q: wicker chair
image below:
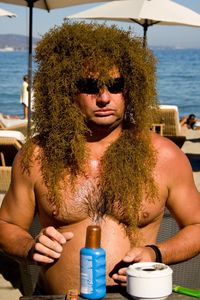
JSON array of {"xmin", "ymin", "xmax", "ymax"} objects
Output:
[
  {"xmin": 152, "ymin": 105, "xmax": 186, "ymax": 148},
  {"xmin": 0, "ymin": 131, "xmax": 27, "ymax": 294},
  {"xmin": 157, "ymin": 210, "xmax": 200, "ymax": 288},
  {"xmin": 0, "ymin": 166, "xmax": 12, "ymax": 193},
  {"xmin": 0, "ymin": 130, "xmax": 40, "ymax": 295},
  {"xmin": 0, "ymin": 132, "xmax": 25, "ymax": 193},
  {"xmin": 19, "ymin": 215, "xmax": 41, "ymax": 296}
]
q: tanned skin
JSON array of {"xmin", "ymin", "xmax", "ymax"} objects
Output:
[{"xmin": 0, "ymin": 68, "xmax": 200, "ymax": 294}]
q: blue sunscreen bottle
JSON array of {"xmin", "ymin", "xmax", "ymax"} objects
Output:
[{"xmin": 80, "ymin": 225, "xmax": 106, "ymax": 299}]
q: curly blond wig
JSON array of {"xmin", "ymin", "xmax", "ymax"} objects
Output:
[{"xmin": 25, "ymin": 21, "xmax": 159, "ymax": 234}]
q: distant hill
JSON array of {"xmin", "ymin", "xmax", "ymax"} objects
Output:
[{"xmin": 0, "ymin": 34, "xmax": 40, "ymax": 50}]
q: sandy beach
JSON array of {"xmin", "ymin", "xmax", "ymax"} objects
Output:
[
  {"xmin": 0, "ymin": 275, "xmax": 22, "ymax": 300},
  {"xmin": 0, "ymin": 129, "xmax": 200, "ymax": 300}
]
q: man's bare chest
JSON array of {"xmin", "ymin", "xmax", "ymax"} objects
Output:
[{"xmin": 35, "ymin": 170, "xmax": 166, "ymax": 231}]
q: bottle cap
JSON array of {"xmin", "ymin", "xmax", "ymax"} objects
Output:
[
  {"xmin": 66, "ymin": 289, "xmax": 79, "ymax": 300},
  {"xmin": 85, "ymin": 225, "xmax": 101, "ymax": 248}
]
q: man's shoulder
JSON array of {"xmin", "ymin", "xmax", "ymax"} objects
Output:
[
  {"xmin": 14, "ymin": 139, "xmax": 42, "ymax": 166},
  {"xmin": 151, "ymin": 132, "xmax": 184, "ymax": 158},
  {"xmin": 12, "ymin": 142, "xmax": 43, "ymax": 181},
  {"xmin": 150, "ymin": 132, "xmax": 191, "ymax": 176}
]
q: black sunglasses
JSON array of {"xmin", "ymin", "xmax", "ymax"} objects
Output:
[{"xmin": 76, "ymin": 77, "xmax": 124, "ymax": 94}]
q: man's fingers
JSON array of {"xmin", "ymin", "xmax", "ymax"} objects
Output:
[
  {"xmin": 32, "ymin": 252, "xmax": 54, "ymax": 264},
  {"xmin": 111, "ymin": 267, "xmax": 128, "ymax": 284},
  {"xmin": 62, "ymin": 231, "xmax": 74, "ymax": 241},
  {"xmin": 35, "ymin": 241, "xmax": 62, "ymax": 259},
  {"xmin": 123, "ymin": 255, "xmax": 134, "ymax": 262},
  {"xmin": 112, "ymin": 273, "xmax": 127, "ymax": 283},
  {"xmin": 42, "ymin": 226, "xmax": 67, "ymax": 244},
  {"xmin": 41, "ymin": 227, "xmax": 73, "ymax": 245},
  {"xmin": 37, "ymin": 234, "xmax": 63, "ymax": 252},
  {"xmin": 123, "ymin": 247, "xmax": 144, "ymax": 263},
  {"xmin": 31, "ymin": 227, "xmax": 74, "ymax": 265}
]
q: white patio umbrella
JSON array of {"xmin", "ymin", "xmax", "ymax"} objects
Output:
[
  {"xmin": 0, "ymin": 0, "xmax": 114, "ymax": 134},
  {"xmin": 66, "ymin": 0, "xmax": 200, "ymax": 48},
  {"xmin": 0, "ymin": 7, "xmax": 16, "ymax": 17}
]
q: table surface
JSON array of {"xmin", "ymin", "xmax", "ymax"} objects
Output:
[{"xmin": 19, "ymin": 292, "xmax": 196, "ymax": 300}]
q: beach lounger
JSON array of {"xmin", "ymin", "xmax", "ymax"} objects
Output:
[
  {"xmin": 152, "ymin": 105, "xmax": 186, "ymax": 148},
  {"xmin": 0, "ymin": 130, "xmax": 25, "ymax": 193},
  {"xmin": 0, "ymin": 113, "xmax": 28, "ymax": 136}
]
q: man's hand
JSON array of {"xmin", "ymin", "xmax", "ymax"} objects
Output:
[
  {"xmin": 28, "ymin": 226, "xmax": 74, "ymax": 264},
  {"xmin": 111, "ymin": 246, "xmax": 155, "ymax": 283}
]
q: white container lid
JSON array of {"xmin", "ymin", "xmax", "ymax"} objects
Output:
[{"xmin": 126, "ymin": 262, "xmax": 173, "ymax": 278}]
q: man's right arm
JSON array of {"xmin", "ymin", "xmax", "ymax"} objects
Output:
[
  {"xmin": 0, "ymin": 148, "xmax": 74, "ymax": 263},
  {"xmin": 0, "ymin": 149, "xmax": 36, "ymax": 260}
]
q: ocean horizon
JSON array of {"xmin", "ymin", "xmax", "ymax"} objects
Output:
[{"xmin": 0, "ymin": 48, "xmax": 200, "ymax": 119}]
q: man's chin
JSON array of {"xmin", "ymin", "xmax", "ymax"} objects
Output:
[{"xmin": 87, "ymin": 119, "xmax": 123, "ymax": 131}]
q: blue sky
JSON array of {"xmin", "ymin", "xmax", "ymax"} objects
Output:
[{"xmin": 0, "ymin": 0, "xmax": 200, "ymax": 48}]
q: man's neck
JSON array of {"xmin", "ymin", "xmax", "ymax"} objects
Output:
[
  {"xmin": 86, "ymin": 125, "xmax": 122, "ymax": 161},
  {"xmin": 86, "ymin": 124, "xmax": 122, "ymax": 142}
]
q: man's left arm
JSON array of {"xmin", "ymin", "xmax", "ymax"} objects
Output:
[
  {"xmin": 155, "ymin": 146, "xmax": 200, "ymax": 265},
  {"xmin": 112, "ymin": 140, "xmax": 200, "ymax": 283}
]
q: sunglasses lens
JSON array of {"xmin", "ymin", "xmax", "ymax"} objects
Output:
[
  {"xmin": 77, "ymin": 77, "xmax": 124, "ymax": 94},
  {"xmin": 77, "ymin": 78, "xmax": 99, "ymax": 94},
  {"xmin": 107, "ymin": 78, "xmax": 124, "ymax": 94}
]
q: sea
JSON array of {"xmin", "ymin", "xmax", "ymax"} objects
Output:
[{"xmin": 0, "ymin": 48, "xmax": 200, "ymax": 119}]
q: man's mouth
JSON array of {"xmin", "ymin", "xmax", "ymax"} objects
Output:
[{"xmin": 94, "ymin": 109, "xmax": 114, "ymax": 117}]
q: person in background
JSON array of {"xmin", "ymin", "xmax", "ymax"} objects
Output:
[
  {"xmin": 180, "ymin": 113, "xmax": 200, "ymax": 130},
  {"xmin": 20, "ymin": 74, "xmax": 34, "ymax": 119},
  {"xmin": 0, "ymin": 22, "xmax": 200, "ymax": 295},
  {"xmin": 20, "ymin": 74, "xmax": 29, "ymax": 119}
]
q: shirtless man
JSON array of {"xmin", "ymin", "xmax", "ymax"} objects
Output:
[{"xmin": 0, "ymin": 22, "xmax": 200, "ymax": 295}]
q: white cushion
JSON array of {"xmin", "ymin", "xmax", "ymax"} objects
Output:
[{"xmin": 0, "ymin": 130, "xmax": 25, "ymax": 143}]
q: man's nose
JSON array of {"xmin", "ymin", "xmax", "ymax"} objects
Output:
[{"xmin": 96, "ymin": 87, "xmax": 110, "ymax": 106}]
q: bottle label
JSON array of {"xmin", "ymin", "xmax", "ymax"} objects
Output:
[{"xmin": 80, "ymin": 254, "xmax": 93, "ymax": 294}]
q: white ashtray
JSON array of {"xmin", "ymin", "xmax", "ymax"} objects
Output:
[{"xmin": 126, "ymin": 262, "xmax": 173, "ymax": 300}]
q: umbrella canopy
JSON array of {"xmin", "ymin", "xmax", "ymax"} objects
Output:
[
  {"xmin": 0, "ymin": 0, "xmax": 110, "ymax": 10},
  {"xmin": 0, "ymin": 7, "xmax": 16, "ymax": 17},
  {"xmin": 66, "ymin": 0, "xmax": 200, "ymax": 47},
  {"xmin": 1, "ymin": 0, "xmax": 113, "ymax": 134}
]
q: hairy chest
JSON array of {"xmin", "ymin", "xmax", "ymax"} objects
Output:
[{"xmin": 34, "ymin": 170, "xmax": 166, "ymax": 230}]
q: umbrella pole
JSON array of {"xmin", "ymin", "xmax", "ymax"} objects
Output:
[
  {"xmin": 27, "ymin": 0, "xmax": 33, "ymax": 137},
  {"xmin": 143, "ymin": 21, "xmax": 148, "ymax": 48}
]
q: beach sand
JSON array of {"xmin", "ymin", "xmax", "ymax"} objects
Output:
[
  {"xmin": 0, "ymin": 129, "xmax": 200, "ymax": 299},
  {"xmin": 0, "ymin": 275, "xmax": 22, "ymax": 300}
]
